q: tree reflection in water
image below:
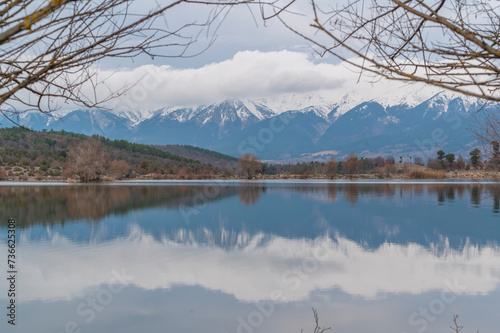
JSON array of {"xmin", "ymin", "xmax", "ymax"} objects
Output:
[
  {"xmin": 1, "ymin": 182, "xmax": 498, "ymax": 228},
  {"xmin": 0, "ymin": 185, "xmax": 217, "ymax": 227},
  {"xmin": 343, "ymin": 184, "xmax": 359, "ymax": 206},
  {"xmin": 238, "ymin": 185, "xmax": 264, "ymax": 206}
]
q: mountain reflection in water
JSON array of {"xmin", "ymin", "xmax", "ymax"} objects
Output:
[{"xmin": 0, "ymin": 181, "xmax": 499, "ymax": 333}]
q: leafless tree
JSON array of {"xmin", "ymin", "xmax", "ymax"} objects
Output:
[
  {"xmin": 0, "ymin": 0, "xmax": 259, "ymax": 125},
  {"xmin": 449, "ymin": 315, "xmax": 465, "ymax": 333},
  {"xmin": 275, "ymin": 0, "xmax": 500, "ymax": 102},
  {"xmin": 325, "ymin": 157, "xmax": 338, "ymax": 178},
  {"xmin": 413, "ymin": 156, "xmax": 424, "ymax": 166},
  {"xmin": 68, "ymin": 138, "xmax": 109, "ymax": 182},
  {"xmin": 238, "ymin": 152, "xmax": 261, "ymax": 179},
  {"xmin": 301, "ymin": 308, "xmax": 331, "ymax": 333},
  {"xmin": 456, "ymin": 155, "xmax": 466, "ymax": 169},
  {"xmin": 470, "ymin": 110, "xmax": 500, "ymax": 167},
  {"xmin": 344, "ymin": 152, "xmax": 359, "ymax": 175}
]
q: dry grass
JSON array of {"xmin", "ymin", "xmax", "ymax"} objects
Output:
[
  {"xmin": 407, "ymin": 168, "xmax": 446, "ymax": 179},
  {"xmin": 100, "ymin": 176, "xmax": 116, "ymax": 182}
]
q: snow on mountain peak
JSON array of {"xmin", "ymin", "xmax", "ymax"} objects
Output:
[
  {"xmin": 77, "ymin": 86, "xmax": 485, "ymax": 127},
  {"xmin": 251, "ymin": 94, "xmax": 335, "ymax": 115},
  {"xmin": 114, "ymin": 109, "xmax": 157, "ymax": 126},
  {"xmin": 239, "ymin": 100, "xmax": 272, "ymax": 121},
  {"xmin": 426, "ymin": 90, "xmax": 480, "ymax": 108}
]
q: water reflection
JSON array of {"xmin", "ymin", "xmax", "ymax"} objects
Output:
[
  {"xmin": 471, "ymin": 186, "xmax": 482, "ymax": 207},
  {"xmin": 238, "ymin": 185, "xmax": 264, "ymax": 206},
  {"xmin": 2, "ymin": 182, "xmax": 500, "ymax": 228},
  {"xmin": 326, "ymin": 184, "xmax": 337, "ymax": 201},
  {"xmin": 0, "ymin": 185, "xmax": 236, "ymax": 226},
  {"xmin": 4, "ymin": 229, "xmax": 500, "ymax": 302},
  {"xmin": 342, "ymin": 184, "xmax": 357, "ymax": 205},
  {"xmin": 1, "ymin": 182, "xmax": 499, "ymax": 333}
]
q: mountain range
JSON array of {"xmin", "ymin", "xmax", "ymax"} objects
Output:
[{"xmin": 3, "ymin": 91, "xmax": 495, "ymax": 161}]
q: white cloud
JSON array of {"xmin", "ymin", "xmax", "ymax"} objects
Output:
[
  {"xmin": 13, "ymin": 49, "xmax": 453, "ymax": 116},
  {"xmin": 81, "ymin": 50, "xmax": 448, "ymax": 115},
  {"xmin": 10, "ymin": 50, "xmax": 455, "ymax": 115},
  {"xmin": 95, "ymin": 50, "xmax": 347, "ymax": 111}
]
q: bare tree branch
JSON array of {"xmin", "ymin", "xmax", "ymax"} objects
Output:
[
  {"xmin": 272, "ymin": 0, "xmax": 500, "ymax": 102},
  {"xmin": 0, "ymin": 0, "xmax": 273, "ymax": 125}
]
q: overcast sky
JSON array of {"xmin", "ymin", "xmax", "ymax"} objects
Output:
[
  {"xmin": 104, "ymin": 0, "xmax": 322, "ymax": 69},
  {"xmin": 8, "ymin": 0, "xmax": 471, "ymax": 113},
  {"xmin": 26, "ymin": 0, "xmax": 450, "ymax": 113},
  {"xmin": 92, "ymin": 50, "xmax": 443, "ymax": 112}
]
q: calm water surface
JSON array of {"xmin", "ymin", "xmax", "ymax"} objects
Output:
[{"xmin": 0, "ymin": 180, "xmax": 499, "ymax": 333}]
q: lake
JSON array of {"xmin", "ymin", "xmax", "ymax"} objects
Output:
[{"xmin": 0, "ymin": 180, "xmax": 499, "ymax": 333}]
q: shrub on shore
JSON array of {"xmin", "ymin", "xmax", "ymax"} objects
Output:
[{"xmin": 0, "ymin": 168, "xmax": 7, "ymax": 180}]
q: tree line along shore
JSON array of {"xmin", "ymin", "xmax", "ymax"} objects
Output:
[{"xmin": 0, "ymin": 127, "xmax": 498, "ymax": 182}]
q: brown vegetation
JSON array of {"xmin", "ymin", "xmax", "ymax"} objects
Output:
[
  {"xmin": 344, "ymin": 153, "xmax": 359, "ymax": 176},
  {"xmin": 238, "ymin": 153, "xmax": 262, "ymax": 179},
  {"xmin": 0, "ymin": 128, "xmax": 217, "ymax": 182},
  {"xmin": 0, "ymin": 168, "xmax": 7, "ymax": 180},
  {"xmin": 376, "ymin": 162, "xmax": 394, "ymax": 178},
  {"xmin": 238, "ymin": 186, "xmax": 263, "ymax": 206},
  {"xmin": 2, "ymin": 128, "xmax": 500, "ymax": 182},
  {"xmin": 109, "ymin": 160, "xmax": 131, "ymax": 180},
  {"xmin": 68, "ymin": 139, "xmax": 110, "ymax": 183},
  {"xmin": 325, "ymin": 158, "xmax": 338, "ymax": 178},
  {"xmin": 406, "ymin": 168, "xmax": 446, "ymax": 180}
]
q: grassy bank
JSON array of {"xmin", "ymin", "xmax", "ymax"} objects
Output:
[{"xmin": 0, "ymin": 169, "xmax": 498, "ymax": 182}]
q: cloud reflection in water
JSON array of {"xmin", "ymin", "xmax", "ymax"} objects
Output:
[{"xmin": 6, "ymin": 226, "xmax": 500, "ymax": 303}]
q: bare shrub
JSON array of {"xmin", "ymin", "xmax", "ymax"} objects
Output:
[
  {"xmin": 110, "ymin": 160, "xmax": 131, "ymax": 180},
  {"xmin": 68, "ymin": 139, "xmax": 110, "ymax": 183},
  {"xmin": 177, "ymin": 167, "xmax": 188, "ymax": 179},
  {"xmin": 325, "ymin": 158, "xmax": 338, "ymax": 178},
  {"xmin": 427, "ymin": 158, "xmax": 443, "ymax": 170},
  {"xmin": 0, "ymin": 168, "xmax": 8, "ymax": 180},
  {"xmin": 238, "ymin": 153, "xmax": 262, "ymax": 179}
]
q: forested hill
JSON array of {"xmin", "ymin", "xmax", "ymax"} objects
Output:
[
  {"xmin": 0, "ymin": 127, "xmax": 218, "ymax": 179},
  {"xmin": 154, "ymin": 144, "xmax": 238, "ymax": 170}
]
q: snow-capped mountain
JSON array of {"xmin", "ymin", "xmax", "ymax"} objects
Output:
[
  {"xmin": 5, "ymin": 91, "xmax": 493, "ymax": 161},
  {"xmin": 157, "ymin": 100, "xmax": 276, "ymax": 129}
]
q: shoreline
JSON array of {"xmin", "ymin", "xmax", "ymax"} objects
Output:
[{"xmin": 0, "ymin": 170, "xmax": 499, "ymax": 184}]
